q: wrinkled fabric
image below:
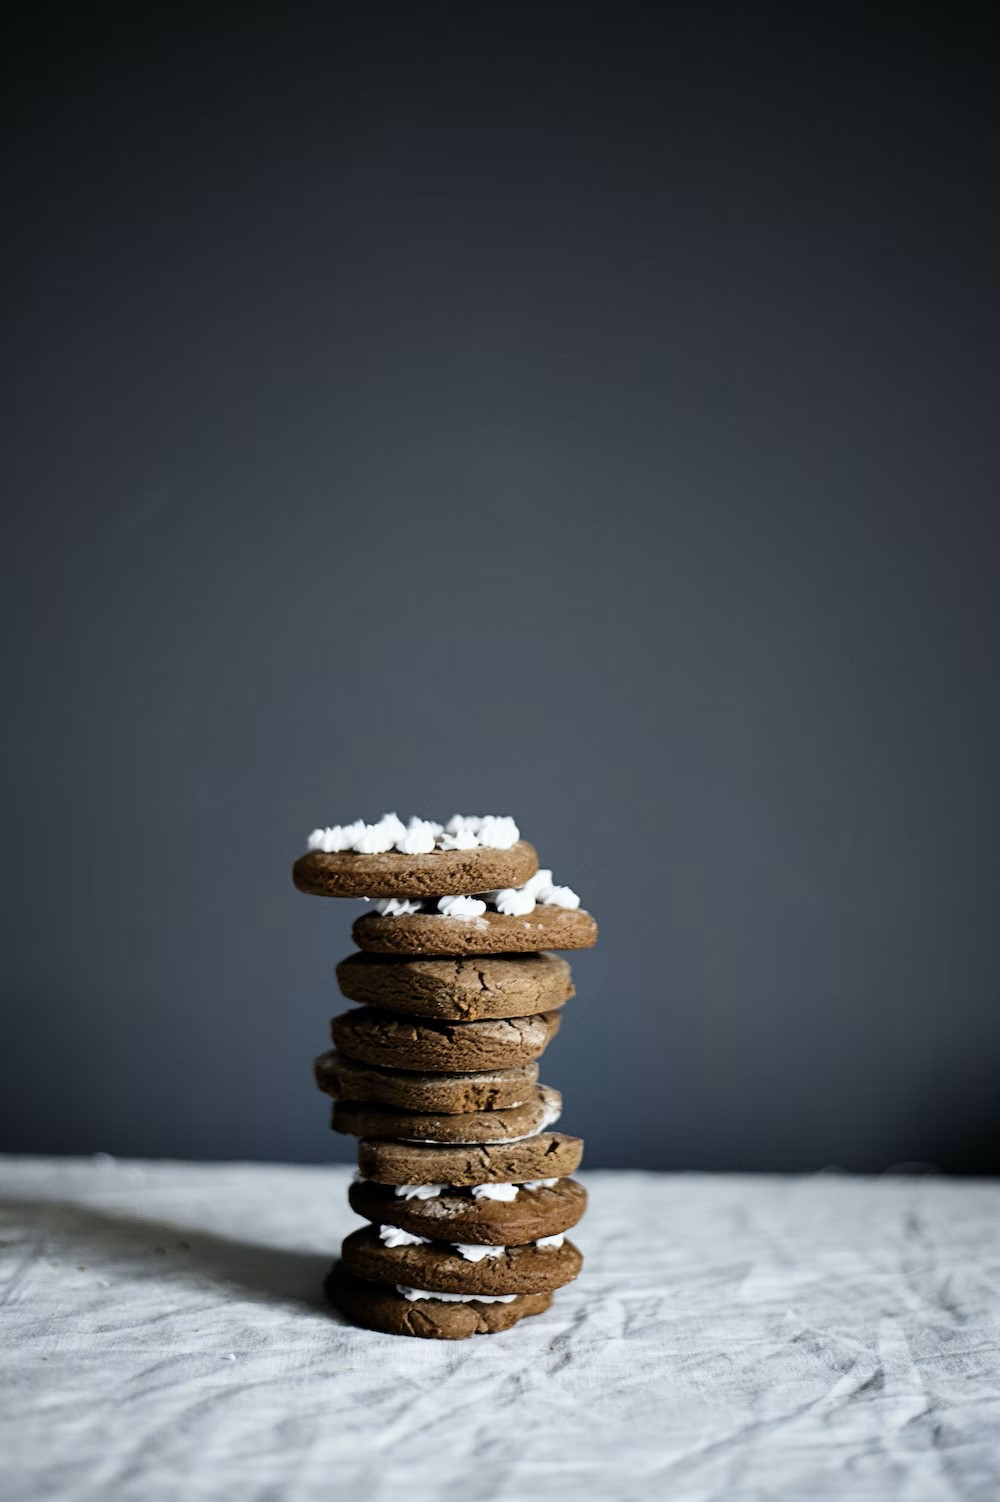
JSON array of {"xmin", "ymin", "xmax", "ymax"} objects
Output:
[{"xmin": 2, "ymin": 1157, "xmax": 998, "ymax": 1501}]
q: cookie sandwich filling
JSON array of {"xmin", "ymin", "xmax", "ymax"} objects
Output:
[
  {"xmin": 396, "ymin": 1287, "xmax": 518, "ymax": 1303},
  {"xmin": 368, "ymin": 869, "xmax": 582, "ymax": 920},
  {"xmin": 377, "ymin": 1225, "xmax": 566, "ymax": 1258},
  {"xmin": 386, "ymin": 1178, "xmax": 560, "ymax": 1202},
  {"xmin": 307, "ymin": 813, "xmax": 520, "ymax": 856}
]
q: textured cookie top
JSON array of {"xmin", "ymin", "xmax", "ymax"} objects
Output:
[
  {"xmin": 335, "ymin": 951, "xmax": 574, "ymax": 1021},
  {"xmin": 294, "ymin": 838, "xmax": 538, "ymax": 900},
  {"xmin": 331, "ymin": 1084, "xmax": 562, "ymax": 1144},
  {"xmin": 348, "ymin": 1176, "xmax": 587, "ymax": 1246},
  {"xmin": 330, "ymin": 1007, "xmax": 563, "ymax": 1073},
  {"xmin": 315, "ymin": 1050, "xmax": 539, "ymax": 1114},
  {"xmin": 353, "ymin": 906, "xmax": 598, "ymax": 956},
  {"xmin": 340, "ymin": 1226, "xmax": 583, "ymax": 1296},
  {"xmin": 357, "ymin": 1132, "xmax": 584, "ymax": 1186}
]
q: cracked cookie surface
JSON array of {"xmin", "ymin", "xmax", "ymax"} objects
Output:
[
  {"xmin": 335, "ymin": 951, "xmax": 574, "ymax": 1020},
  {"xmin": 330, "ymin": 1007, "xmax": 562, "ymax": 1072},
  {"xmin": 331, "ymin": 1084, "xmax": 561, "ymax": 1143},
  {"xmin": 315, "ymin": 1051, "xmax": 539, "ymax": 1113}
]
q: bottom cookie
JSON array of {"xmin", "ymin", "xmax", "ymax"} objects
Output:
[{"xmin": 326, "ymin": 1261, "xmax": 552, "ymax": 1339}]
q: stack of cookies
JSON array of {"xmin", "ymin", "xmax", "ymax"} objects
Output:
[{"xmin": 293, "ymin": 813, "xmax": 598, "ymax": 1340}]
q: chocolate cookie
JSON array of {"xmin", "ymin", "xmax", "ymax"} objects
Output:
[
  {"xmin": 327, "ymin": 1262, "xmax": 552, "ymax": 1339},
  {"xmin": 349, "ymin": 1177, "xmax": 587, "ymax": 1245},
  {"xmin": 330, "ymin": 1008, "xmax": 562, "ymax": 1073},
  {"xmin": 335, "ymin": 951, "xmax": 574, "ymax": 1021},
  {"xmin": 332, "ymin": 1085, "xmax": 561, "ymax": 1143},
  {"xmin": 352, "ymin": 906, "xmax": 598, "ymax": 956},
  {"xmin": 357, "ymin": 1132, "xmax": 584, "ymax": 1186},
  {"xmin": 341, "ymin": 1226, "xmax": 583, "ymax": 1296},
  {"xmin": 293, "ymin": 840, "xmax": 537, "ymax": 900},
  {"xmin": 315, "ymin": 1051, "xmax": 538, "ymax": 1113}
]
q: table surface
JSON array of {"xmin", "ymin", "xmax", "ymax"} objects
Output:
[{"xmin": 2, "ymin": 1158, "xmax": 998, "ymax": 1502}]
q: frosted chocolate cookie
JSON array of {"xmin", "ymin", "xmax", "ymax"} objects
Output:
[
  {"xmin": 358, "ymin": 1132, "xmax": 584, "ymax": 1186},
  {"xmin": 315, "ymin": 1051, "xmax": 538, "ymax": 1113},
  {"xmin": 293, "ymin": 813, "xmax": 536, "ymax": 899},
  {"xmin": 349, "ymin": 1176, "xmax": 587, "ymax": 1245},
  {"xmin": 332, "ymin": 1085, "xmax": 561, "ymax": 1143},
  {"xmin": 330, "ymin": 1008, "xmax": 562, "ymax": 1073},
  {"xmin": 327, "ymin": 1262, "xmax": 552, "ymax": 1340},
  {"xmin": 335, "ymin": 951, "xmax": 574, "ymax": 1021},
  {"xmin": 341, "ymin": 1226, "xmax": 583, "ymax": 1296},
  {"xmin": 353, "ymin": 906, "xmax": 598, "ymax": 956}
]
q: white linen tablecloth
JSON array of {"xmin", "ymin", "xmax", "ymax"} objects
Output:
[{"xmin": 1, "ymin": 1157, "xmax": 997, "ymax": 1501}]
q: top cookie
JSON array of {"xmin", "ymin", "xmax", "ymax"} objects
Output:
[{"xmin": 294, "ymin": 815, "xmax": 538, "ymax": 899}]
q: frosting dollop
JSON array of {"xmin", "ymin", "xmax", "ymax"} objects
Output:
[
  {"xmin": 535, "ymin": 1233, "xmax": 565, "ymax": 1249},
  {"xmin": 437, "ymin": 895, "xmax": 487, "ymax": 918},
  {"xmin": 378, "ymin": 1224, "xmax": 429, "ymax": 1247},
  {"xmin": 438, "ymin": 827, "xmax": 480, "ymax": 851},
  {"xmin": 470, "ymin": 1183, "xmax": 519, "ymax": 1202},
  {"xmin": 521, "ymin": 1178, "xmax": 559, "ymax": 1191},
  {"xmin": 453, "ymin": 1243, "xmax": 505, "ymax": 1262},
  {"xmin": 304, "ymin": 813, "xmax": 520, "ymax": 854},
  {"xmin": 393, "ymin": 1183, "xmax": 446, "ymax": 1200},
  {"xmin": 396, "ymin": 1286, "xmax": 516, "ymax": 1303},
  {"xmin": 371, "ymin": 897, "xmax": 423, "ymax": 916},
  {"xmin": 395, "ymin": 819, "xmax": 438, "ymax": 855},
  {"xmin": 491, "ymin": 886, "xmax": 537, "ymax": 916}
]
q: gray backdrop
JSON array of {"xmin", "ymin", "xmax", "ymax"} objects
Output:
[{"xmin": 4, "ymin": 3, "xmax": 999, "ymax": 1171}]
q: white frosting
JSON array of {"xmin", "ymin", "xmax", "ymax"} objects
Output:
[
  {"xmin": 438, "ymin": 828, "xmax": 480, "ymax": 851},
  {"xmin": 354, "ymin": 821, "xmax": 396, "ymax": 854},
  {"xmin": 437, "ymin": 895, "xmax": 487, "ymax": 918},
  {"xmin": 394, "ymin": 1183, "xmax": 446, "ymax": 1200},
  {"xmin": 305, "ymin": 813, "xmax": 519, "ymax": 854},
  {"xmin": 453, "ymin": 1243, "xmax": 505, "ymax": 1262},
  {"xmin": 520, "ymin": 868, "xmax": 581, "ymax": 909},
  {"xmin": 429, "ymin": 868, "xmax": 581, "ymax": 917},
  {"xmin": 395, "ymin": 820, "xmax": 437, "ymax": 855},
  {"xmin": 475, "ymin": 815, "xmax": 520, "ymax": 849},
  {"xmin": 491, "ymin": 886, "xmax": 537, "ymax": 916},
  {"xmin": 471, "ymin": 1183, "xmax": 519, "ymax": 1202},
  {"xmin": 396, "ymin": 1285, "xmax": 516, "ymax": 1304},
  {"xmin": 378, "ymin": 812, "xmax": 407, "ymax": 843},
  {"xmin": 372, "ymin": 897, "xmax": 423, "ymax": 916},
  {"xmin": 541, "ymin": 885, "xmax": 580, "ymax": 908},
  {"xmin": 378, "ymin": 1224, "xmax": 429, "ymax": 1248},
  {"xmin": 445, "ymin": 815, "xmax": 483, "ymax": 834},
  {"xmin": 535, "ymin": 1233, "xmax": 565, "ymax": 1249},
  {"xmin": 541, "ymin": 1096, "xmax": 562, "ymax": 1129},
  {"xmin": 521, "ymin": 1178, "xmax": 559, "ymax": 1191}
]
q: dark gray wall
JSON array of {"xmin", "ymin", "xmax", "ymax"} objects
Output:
[{"xmin": 4, "ymin": 3, "xmax": 999, "ymax": 1171}]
